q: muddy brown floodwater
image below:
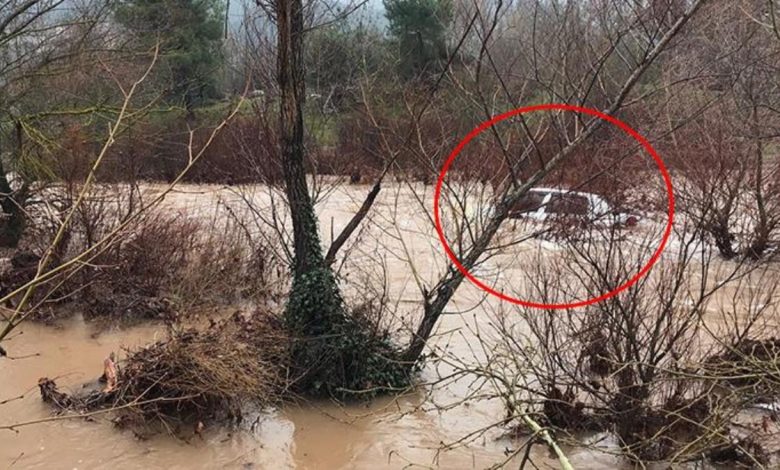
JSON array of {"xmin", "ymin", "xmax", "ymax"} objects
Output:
[
  {"xmin": 0, "ymin": 315, "xmax": 623, "ymax": 469},
  {"xmin": 0, "ymin": 182, "xmax": 747, "ymax": 469}
]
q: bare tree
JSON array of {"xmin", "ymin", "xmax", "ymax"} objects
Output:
[
  {"xmin": 401, "ymin": 0, "xmax": 707, "ymax": 364},
  {"xmin": 668, "ymin": 0, "xmax": 780, "ymax": 260}
]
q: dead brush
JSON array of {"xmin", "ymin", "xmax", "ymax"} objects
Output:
[
  {"xmin": 481, "ymin": 220, "xmax": 780, "ymax": 465},
  {"xmin": 166, "ymin": 214, "xmax": 282, "ymax": 312},
  {"xmin": 79, "ymin": 211, "xmax": 200, "ymax": 321},
  {"xmin": 39, "ymin": 311, "xmax": 291, "ymax": 432},
  {"xmin": 74, "ymin": 208, "xmax": 274, "ymax": 321},
  {"xmin": 111, "ymin": 311, "xmax": 290, "ymax": 428},
  {"xmin": 6, "ymin": 180, "xmax": 283, "ymax": 325}
]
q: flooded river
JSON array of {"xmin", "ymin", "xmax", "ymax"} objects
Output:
[{"xmin": 0, "ymin": 182, "xmax": 770, "ymax": 469}]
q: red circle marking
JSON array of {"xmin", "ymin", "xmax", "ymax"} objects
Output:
[{"xmin": 433, "ymin": 103, "xmax": 675, "ymax": 309}]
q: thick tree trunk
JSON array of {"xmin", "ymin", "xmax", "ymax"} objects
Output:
[
  {"xmin": 273, "ymin": 0, "xmax": 411, "ymax": 396},
  {"xmin": 275, "ymin": 0, "xmax": 343, "ymax": 371},
  {"xmin": 277, "ymin": 0, "xmax": 324, "ymax": 278}
]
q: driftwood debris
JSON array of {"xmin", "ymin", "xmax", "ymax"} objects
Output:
[
  {"xmin": 37, "ymin": 378, "xmax": 74, "ymax": 409},
  {"xmin": 37, "ymin": 311, "xmax": 289, "ymax": 432}
]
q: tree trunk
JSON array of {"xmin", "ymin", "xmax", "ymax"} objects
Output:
[
  {"xmin": 277, "ymin": 0, "xmax": 322, "ymax": 278},
  {"xmin": 275, "ymin": 0, "xmax": 343, "ymax": 378},
  {"xmin": 748, "ymin": 105, "xmax": 769, "ymax": 260}
]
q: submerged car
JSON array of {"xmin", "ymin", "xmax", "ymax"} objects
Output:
[{"xmin": 507, "ymin": 187, "xmax": 639, "ymax": 228}]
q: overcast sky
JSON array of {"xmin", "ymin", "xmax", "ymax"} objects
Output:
[{"xmin": 228, "ymin": 0, "xmax": 388, "ymax": 29}]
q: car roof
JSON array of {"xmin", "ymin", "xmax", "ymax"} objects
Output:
[
  {"xmin": 529, "ymin": 187, "xmax": 596, "ymax": 199},
  {"xmin": 528, "ymin": 187, "xmax": 612, "ymax": 208}
]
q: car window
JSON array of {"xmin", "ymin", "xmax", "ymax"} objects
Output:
[
  {"xmin": 546, "ymin": 193, "xmax": 590, "ymax": 215},
  {"xmin": 511, "ymin": 191, "xmax": 546, "ymax": 213}
]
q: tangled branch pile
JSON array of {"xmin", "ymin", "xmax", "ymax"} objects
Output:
[{"xmin": 40, "ymin": 311, "xmax": 290, "ymax": 430}]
